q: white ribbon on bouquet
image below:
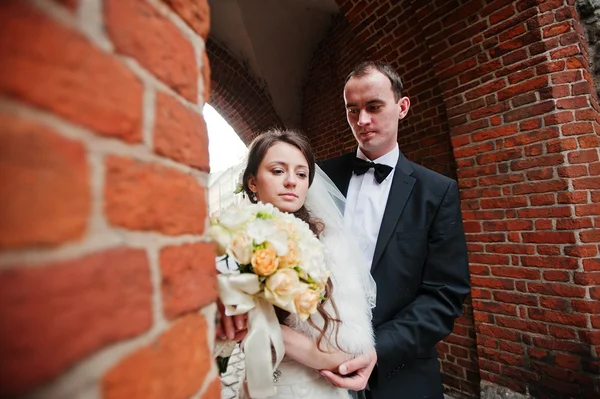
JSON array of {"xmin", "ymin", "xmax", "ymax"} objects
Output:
[{"xmin": 216, "ymin": 273, "xmax": 285, "ymax": 398}]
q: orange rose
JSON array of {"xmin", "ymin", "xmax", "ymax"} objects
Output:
[
  {"xmin": 251, "ymin": 247, "xmax": 279, "ymax": 276},
  {"xmin": 294, "ymin": 286, "xmax": 320, "ymax": 321},
  {"xmin": 280, "ymin": 240, "xmax": 300, "ymax": 268}
]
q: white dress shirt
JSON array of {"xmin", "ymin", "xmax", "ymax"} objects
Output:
[{"xmin": 344, "ymin": 145, "xmax": 399, "ymax": 268}]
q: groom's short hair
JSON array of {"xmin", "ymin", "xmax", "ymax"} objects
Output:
[{"xmin": 345, "ymin": 61, "xmax": 404, "ymax": 102}]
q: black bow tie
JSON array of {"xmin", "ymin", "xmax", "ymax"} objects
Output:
[{"xmin": 353, "ymin": 157, "xmax": 393, "ymax": 183}]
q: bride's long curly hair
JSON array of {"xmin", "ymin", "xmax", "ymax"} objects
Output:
[{"xmin": 242, "ymin": 128, "xmax": 342, "ymax": 350}]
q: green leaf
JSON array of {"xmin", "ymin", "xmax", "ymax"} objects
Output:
[{"xmin": 217, "ymin": 356, "xmax": 231, "ymax": 374}]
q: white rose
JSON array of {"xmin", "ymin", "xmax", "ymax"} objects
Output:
[
  {"xmin": 228, "ymin": 232, "xmax": 253, "ymax": 265},
  {"xmin": 246, "ymin": 219, "xmax": 289, "ymax": 256},
  {"xmin": 209, "ymin": 225, "xmax": 232, "ymax": 256},
  {"xmin": 219, "ymin": 205, "xmax": 254, "ymax": 231}
]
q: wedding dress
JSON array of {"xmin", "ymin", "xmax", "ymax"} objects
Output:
[{"xmin": 214, "ymin": 166, "xmax": 376, "ymax": 399}]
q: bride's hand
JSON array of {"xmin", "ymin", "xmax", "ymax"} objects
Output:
[
  {"xmin": 280, "ymin": 325, "xmax": 353, "ymax": 371},
  {"xmin": 216, "ymin": 299, "xmax": 248, "ymax": 341}
]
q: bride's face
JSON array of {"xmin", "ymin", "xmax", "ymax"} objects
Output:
[{"xmin": 248, "ymin": 142, "xmax": 310, "ymax": 213}]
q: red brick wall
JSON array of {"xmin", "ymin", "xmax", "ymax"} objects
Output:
[
  {"xmin": 415, "ymin": 0, "xmax": 599, "ymax": 398},
  {"xmin": 207, "ymin": 39, "xmax": 283, "ymax": 145},
  {"xmin": 0, "ymin": 1, "xmax": 218, "ymax": 398}
]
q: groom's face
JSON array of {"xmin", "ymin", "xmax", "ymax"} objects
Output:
[{"xmin": 344, "ymin": 69, "xmax": 409, "ymax": 160}]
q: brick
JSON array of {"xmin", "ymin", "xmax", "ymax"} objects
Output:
[
  {"xmin": 539, "ymin": 296, "xmax": 571, "ymax": 311},
  {"xmin": 471, "ymin": 277, "xmax": 515, "ymax": 290},
  {"xmin": 583, "ymin": 259, "xmax": 600, "ymax": 271},
  {"xmin": 529, "ymin": 193, "xmax": 555, "ymax": 206},
  {"xmin": 528, "ymin": 308, "xmax": 587, "ymax": 327},
  {"xmin": 520, "ymin": 255, "xmax": 578, "ymax": 269},
  {"xmin": 494, "ymin": 292, "xmax": 538, "ymax": 306},
  {"xmin": 472, "ymin": 124, "xmax": 518, "ymax": 142},
  {"xmin": 491, "ymin": 266, "xmax": 540, "ymax": 281},
  {"xmin": 526, "ymin": 168, "xmax": 554, "ymax": 180},
  {"xmin": 161, "ymin": 0, "xmax": 210, "ymax": 39},
  {"xmin": 543, "ymin": 270, "xmax": 570, "ymax": 282},
  {"xmin": 0, "ymin": 114, "xmax": 89, "ymax": 249},
  {"xmin": 497, "ymin": 316, "xmax": 548, "ymax": 335},
  {"xmin": 0, "ymin": 3, "xmax": 143, "ymax": 142},
  {"xmin": 565, "ymin": 243, "xmax": 596, "ymax": 256},
  {"xmin": 518, "ymin": 118, "xmax": 542, "ymax": 131},
  {"xmin": 537, "ymin": 245, "xmax": 561, "ymax": 256},
  {"xmin": 482, "ymin": 220, "xmax": 532, "ymax": 232},
  {"xmin": 504, "ymin": 101, "xmax": 555, "ymax": 123},
  {"xmin": 551, "ymin": 70, "xmax": 581, "ymax": 84},
  {"xmin": 572, "ymin": 299, "xmax": 600, "ymax": 314},
  {"xmin": 576, "ymin": 204, "xmax": 600, "ymax": 217},
  {"xmin": 512, "ymin": 92, "xmax": 537, "ymax": 107},
  {"xmin": 201, "ymin": 51, "xmax": 211, "ymax": 103},
  {"xmin": 465, "ymin": 79, "xmax": 507, "ymax": 100},
  {"xmin": 579, "ymin": 330, "xmax": 600, "ymax": 345},
  {"xmin": 544, "ymin": 111, "xmax": 574, "ymax": 125},
  {"xmin": 557, "ymin": 192, "xmax": 588, "ymax": 204},
  {"xmin": 510, "ymin": 154, "xmax": 564, "ymax": 170},
  {"xmin": 454, "ymin": 141, "xmax": 495, "ymax": 159},
  {"xmin": 562, "ymin": 122, "xmax": 595, "ymax": 136},
  {"xmin": 522, "ymin": 231, "xmax": 575, "ymax": 244},
  {"xmin": 498, "ymin": 340, "xmax": 524, "ymax": 355},
  {"xmin": 497, "ymin": 76, "xmax": 548, "ymax": 101},
  {"xmin": 512, "ymin": 179, "xmax": 568, "ymax": 195},
  {"xmin": 508, "ymin": 68, "xmax": 535, "ymax": 84},
  {"xmin": 480, "ymin": 197, "xmax": 527, "ymax": 209},
  {"xmin": 557, "ymin": 97, "xmax": 590, "ymax": 110},
  {"xmin": 476, "ymin": 148, "xmax": 522, "ymax": 164},
  {"xmin": 542, "ymin": 21, "xmax": 571, "ymax": 38},
  {"xmin": 558, "ymin": 165, "xmax": 588, "ymax": 178},
  {"xmin": 104, "ymin": 156, "xmax": 207, "ymax": 235},
  {"xmin": 574, "ymin": 271, "xmax": 600, "ymax": 285},
  {"xmin": 527, "ymin": 282, "xmax": 585, "ymax": 298},
  {"xmin": 0, "ymin": 248, "xmax": 152, "ymax": 397},
  {"xmin": 578, "ymin": 134, "xmax": 600, "ymax": 148},
  {"xmin": 477, "ymin": 324, "xmax": 520, "ymax": 341},
  {"xmin": 105, "ymin": 0, "xmax": 197, "ymax": 102},
  {"xmin": 479, "ymin": 174, "xmax": 525, "ymax": 186},
  {"xmin": 102, "ymin": 314, "xmax": 210, "ymax": 399},
  {"xmin": 550, "ymin": 45, "xmax": 580, "ymax": 59},
  {"xmin": 573, "ymin": 177, "xmax": 600, "ymax": 190},
  {"xmin": 154, "ymin": 92, "xmax": 209, "ymax": 170},
  {"xmin": 536, "ymin": 60, "xmax": 565, "ymax": 74},
  {"xmin": 160, "ymin": 243, "xmax": 216, "ymax": 320},
  {"xmin": 580, "ymin": 230, "xmax": 600, "ymax": 243}
]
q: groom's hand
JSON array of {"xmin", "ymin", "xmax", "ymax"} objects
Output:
[
  {"xmin": 216, "ymin": 300, "xmax": 247, "ymax": 341},
  {"xmin": 319, "ymin": 348, "xmax": 377, "ymax": 391}
]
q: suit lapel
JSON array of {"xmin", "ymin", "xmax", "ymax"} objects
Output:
[{"xmin": 371, "ymin": 153, "xmax": 415, "ymax": 272}]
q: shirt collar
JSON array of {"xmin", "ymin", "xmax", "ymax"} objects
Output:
[{"xmin": 356, "ymin": 145, "xmax": 399, "ymax": 168}]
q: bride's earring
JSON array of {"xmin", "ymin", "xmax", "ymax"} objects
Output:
[{"xmin": 250, "ymin": 191, "xmax": 257, "ymax": 202}]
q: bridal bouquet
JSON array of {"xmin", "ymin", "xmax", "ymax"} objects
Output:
[{"xmin": 209, "ymin": 202, "xmax": 329, "ymax": 397}]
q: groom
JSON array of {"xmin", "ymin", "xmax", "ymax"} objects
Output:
[{"xmin": 319, "ymin": 61, "xmax": 470, "ymax": 399}]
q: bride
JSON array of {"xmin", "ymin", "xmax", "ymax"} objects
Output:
[{"xmin": 215, "ymin": 129, "xmax": 376, "ymax": 399}]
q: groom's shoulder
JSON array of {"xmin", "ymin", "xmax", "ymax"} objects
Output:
[
  {"xmin": 405, "ymin": 158, "xmax": 455, "ymax": 197},
  {"xmin": 318, "ymin": 152, "xmax": 354, "ymax": 174}
]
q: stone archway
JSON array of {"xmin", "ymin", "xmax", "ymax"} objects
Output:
[{"xmin": 206, "ymin": 39, "xmax": 283, "ymax": 145}]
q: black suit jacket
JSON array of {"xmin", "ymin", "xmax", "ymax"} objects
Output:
[{"xmin": 320, "ymin": 151, "xmax": 471, "ymax": 399}]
